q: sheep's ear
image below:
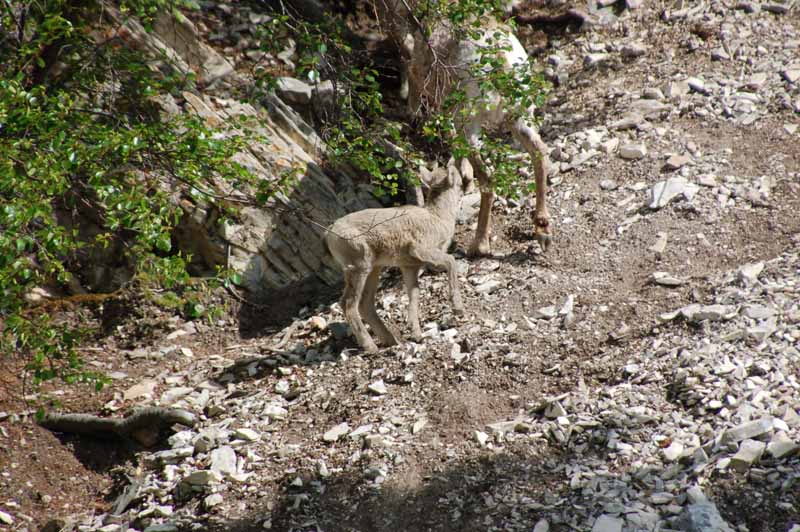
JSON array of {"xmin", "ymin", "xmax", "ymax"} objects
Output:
[
  {"xmin": 446, "ymin": 157, "xmax": 460, "ymax": 188},
  {"xmin": 459, "ymin": 158, "xmax": 474, "ymax": 191},
  {"xmin": 419, "ymin": 165, "xmax": 433, "ymax": 187}
]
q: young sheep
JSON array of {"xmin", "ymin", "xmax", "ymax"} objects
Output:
[
  {"xmin": 377, "ymin": 1, "xmax": 553, "ymax": 256},
  {"xmin": 325, "ymin": 159, "xmax": 468, "ymax": 353}
]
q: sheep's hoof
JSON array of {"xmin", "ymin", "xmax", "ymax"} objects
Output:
[
  {"xmin": 362, "ymin": 341, "xmax": 380, "ymax": 354},
  {"xmin": 467, "ymin": 239, "xmax": 492, "ymax": 258},
  {"xmin": 534, "ymin": 231, "xmax": 552, "ymax": 251}
]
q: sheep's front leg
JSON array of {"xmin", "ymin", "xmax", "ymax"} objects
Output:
[
  {"xmin": 513, "ymin": 116, "xmax": 552, "ymax": 250},
  {"xmin": 401, "ymin": 266, "xmax": 423, "ymax": 341},
  {"xmin": 465, "ymin": 127, "xmax": 494, "ymax": 257},
  {"xmin": 360, "ymin": 267, "xmax": 399, "ymax": 347},
  {"xmin": 409, "ymin": 248, "xmax": 464, "ymax": 316},
  {"xmin": 342, "ymin": 267, "xmax": 379, "ymax": 353}
]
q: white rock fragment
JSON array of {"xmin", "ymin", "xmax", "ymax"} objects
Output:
[
  {"xmin": 648, "ymin": 177, "xmax": 699, "ymax": 209},
  {"xmin": 767, "ymin": 432, "xmax": 799, "ymax": 459},
  {"xmin": 533, "ymin": 519, "xmax": 550, "ymax": 532},
  {"xmin": 475, "ymin": 430, "xmax": 489, "ymax": 446},
  {"xmin": 738, "ymin": 262, "xmax": 764, "ymax": 285},
  {"xmin": 367, "ymin": 379, "xmax": 388, "ymax": 395},
  {"xmin": 263, "ymin": 404, "xmax": 288, "ymax": 421},
  {"xmin": 619, "ymin": 143, "xmax": 647, "ymax": 160},
  {"xmin": 592, "ymin": 514, "xmax": 623, "ymax": 532},
  {"xmin": 729, "ymin": 439, "xmax": 766, "ymax": 472},
  {"xmin": 649, "ymin": 232, "xmax": 668, "ymax": 254},
  {"xmin": 323, "ymin": 422, "xmax": 351, "ymax": 442},
  {"xmin": 532, "ymin": 306, "xmax": 557, "ymax": 320},
  {"xmin": 234, "ymin": 428, "xmax": 260, "ymax": 442},
  {"xmin": 210, "ymin": 446, "xmax": 238, "ymax": 476},
  {"xmin": 723, "ymin": 417, "xmax": 774, "ymax": 443},
  {"xmin": 0, "ymin": 511, "xmax": 13, "ymax": 525},
  {"xmin": 662, "ymin": 441, "xmax": 684, "ymax": 462},
  {"xmin": 184, "ymin": 470, "xmax": 222, "ymax": 486},
  {"xmin": 653, "ymin": 271, "xmax": 687, "ymax": 287},
  {"xmin": 204, "ymin": 493, "xmax": 223, "ymax": 508}
]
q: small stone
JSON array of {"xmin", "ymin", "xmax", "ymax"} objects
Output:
[
  {"xmin": 782, "ymin": 68, "xmax": 800, "ymax": 84},
  {"xmin": 648, "ymin": 177, "xmax": 699, "ymax": 209},
  {"xmin": 210, "ymin": 446, "xmax": 237, "ymax": 476},
  {"xmin": 619, "ymin": 143, "xmax": 647, "ymax": 160},
  {"xmin": 323, "ymin": 422, "xmax": 351, "ymax": 442},
  {"xmin": 664, "ymin": 80, "xmax": 691, "ymax": 100},
  {"xmin": 621, "ymin": 42, "xmax": 647, "ymax": 58},
  {"xmin": 475, "ymin": 279, "xmax": 503, "ymax": 294},
  {"xmin": 584, "ymin": 53, "xmax": 610, "ymax": 68},
  {"xmin": 124, "ymin": 380, "xmax": 158, "ymax": 401},
  {"xmin": 663, "ymin": 441, "xmax": 684, "ymax": 462},
  {"xmin": 412, "ymin": 419, "xmax": 427, "ymax": 434},
  {"xmin": 204, "ymin": 493, "xmax": 223, "ymax": 509},
  {"xmin": 275, "ymin": 77, "xmax": 312, "ymax": 105},
  {"xmin": 533, "ymin": 519, "xmax": 550, "ymax": 532},
  {"xmin": 592, "ymin": 514, "xmax": 623, "ymax": 532},
  {"xmin": 601, "ymin": 138, "xmax": 620, "ymax": 153},
  {"xmin": 723, "ymin": 417, "xmax": 774, "ymax": 444},
  {"xmin": 0, "ymin": 511, "xmax": 13, "ymax": 525},
  {"xmin": 263, "ymin": 404, "xmax": 288, "ymax": 421},
  {"xmin": 308, "ymin": 316, "xmax": 327, "ymax": 331},
  {"xmin": 545, "ymin": 401, "xmax": 567, "ymax": 419},
  {"xmin": 532, "ymin": 306, "xmax": 557, "ymax": 320},
  {"xmin": 664, "ymin": 154, "xmax": 691, "ymax": 170},
  {"xmin": 675, "ymin": 503, "xmax": 735, "ymax": 532},
  {"xmin": 653, "ymin": 271, "xmax": 686, "ymax": 287},
  {"xmin": 738, "ymin": 262, "xmax": 764, "ymax": 285},
  {"xmin": 143, "ymin": 525, "xmax": 179, "ymax": 532},
  {"xmin": 650, "ymin": 492, "xmax": 674, "ymax": 505},
  {"xmin": 475, "ymin": 430, "xmax": 489, "ymax": 446},
  {"xmin": 184, "ymin": 470, "xmax": 222, "ymax": 486},
  {"xmin": 348, "ymin": 424, "xmax": 373, "ymax": 439},
  {"xmin": 729, "ymin": 439, "xmax": 766, "ymax": 472},
  {"xmin": 649, "ymin": 232, "xmax": 668, "ymax": 254},
  {"xmin": 767, "ymin": 432, "xmax": 799, "ymax": 458},
  {"xmin": 160, "ymin": 387, "xmax": 193, "ymax": 405},
  {"xmin": 687, "ymin": 77, "xmax": 708, "ymax": 94},
  {"xmin": 367, "ymin": 379, "xmax": 388, "ymax": 395},
  {"xmin": 233, "ymin": 428, "xmax": 260, "ymax": 442},
  {"xmin": 745, "ymin": 73, "xmax": 768, "ymax": 91},
  {"xmin": 599, "ymin": 179, "xmax": 618, "ymax": 191},
  {"xmin": 763, "ymin": 3, "xmax": 790, "ymax": 14},
  {"xmin": 643, "ymin": 87, "xmax": 665, "ymax": 100}
]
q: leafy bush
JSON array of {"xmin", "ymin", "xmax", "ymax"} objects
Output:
[{"xmin": 0, "ymin": 0, "xmax": 268, "ymax": 393}]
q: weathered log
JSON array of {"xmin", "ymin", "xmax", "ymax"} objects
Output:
[{"xmin": 39, "ymin": 407, "xmax": 195, "ymax": 447}]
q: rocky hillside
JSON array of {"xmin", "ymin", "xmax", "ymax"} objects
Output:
[{"xmin": 1, "ymin": 0, "xmax": 799, "ymax": 531}]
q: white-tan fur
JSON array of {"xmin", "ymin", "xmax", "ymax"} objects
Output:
[
  {"xmin": 326, "ymin": 159, "xmax": 467, "ymax": 353},
  {"xmin": 379, "ymin": 2, "xmax": 553, "ymax": 255}
]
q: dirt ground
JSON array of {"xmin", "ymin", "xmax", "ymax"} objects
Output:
[{"xmin": 1, "ymin": 0, "xmax": 799, "ymax": 531}]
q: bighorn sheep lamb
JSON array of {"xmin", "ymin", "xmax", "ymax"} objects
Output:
[
  {"xmin": 326, "ymin": 159, "xmax": 467, "ymax": 353},
  {"xmin": 377, "ymin": 0, "xmax": 553, "ymax": 256}
]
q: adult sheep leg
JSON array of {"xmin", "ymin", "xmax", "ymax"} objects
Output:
[
  {"xmin": 409, "ymin": 247, "xmax": 465, "ymax": 316},
  {"xmin": 359, "ymin": 267, "xmax": 399, "ymax": 346},
  {"xmin": 513, "ymin": 116, "xmax": 552, "ymax": 250},
  {"xmin": 342, "ymin": 267, "xmax": 379, "ymax": 353},
  {"xmin": 401, "ymin": 266, "xmax": 423, "ymax": 341},
  {"xmin": 464, "ymin": 125, "xmax": 495, "ymax": 257}
]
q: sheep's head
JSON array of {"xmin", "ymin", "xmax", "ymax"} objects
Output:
[{"xmin": 419, "ymin": 158, "xmax": 468, "ymax": 203}]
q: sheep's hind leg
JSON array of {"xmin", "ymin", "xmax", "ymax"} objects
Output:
[
  {"xmin": 342, "ymin": 267, "xmax": 379, "ymax": 353},
  {"xmin": 408, "ymin": 247, "xmax": 464, "ymax": 316},
  {"xmin": 359, "ymin": 267, "xmax": 399, "ymax": 347},
  {"xmin": 401, "ymin": 266, "xmax": 423, "ymax": 341}
]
